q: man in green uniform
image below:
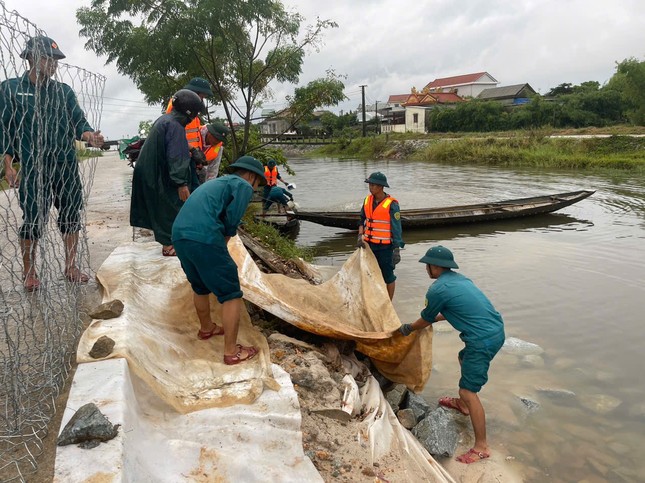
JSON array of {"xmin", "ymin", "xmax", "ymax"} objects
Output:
[
  {"xmin": 172, "ymin": 156, "xmax": 266, "ymax": 365},
  {"xmin": 1, "ymin": 35, "xmax": 104, "ymax": 291},
  {"xmin": 130, "ymin": 89, "xmax": 204, "ymax": 256},
  {"xmin": 357, "ymin": 172, "xmax": 404, "ymax": 300},
  {"xmin": 399, "ymin": 246, "xmax": 505, "ymax": 464}
]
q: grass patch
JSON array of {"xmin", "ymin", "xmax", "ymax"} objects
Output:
[
  {"xmin": 416, "ymin": 136, "xmax": 645, "ymax": 171},
  {"xmin": 312, "ymin": 130, "xmax": 645, "ymax": 172},
  {"xmin": 242, "ymin": 204, "xmax": 314, "ymax": 262}
]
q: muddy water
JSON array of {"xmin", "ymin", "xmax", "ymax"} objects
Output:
[{"xmin": 288, "ymin": 157, "xmax": 645, "ymax": 481}]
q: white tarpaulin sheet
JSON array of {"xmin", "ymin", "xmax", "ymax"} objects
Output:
[{"xmin": 54, "ymin": 358, "xmax": 322, "ymax": 482}]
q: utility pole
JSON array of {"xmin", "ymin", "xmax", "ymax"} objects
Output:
[
  {"xmin": 374, "ymin": 100, "xmax": 380, "ymax": 135},
  {"xmin": 360, "ymin": 85, "xmax": 367, "ymax": 137}
]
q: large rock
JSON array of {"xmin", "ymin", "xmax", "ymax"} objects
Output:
[
  {"xmin": 89, "ymin": 299, "xmax": 124, "ymax": 320},
  {"xmin": 89, "ymin": 336, "xmax": 115, "ymax": 359},
  {"xmin": 535, "ymin": 387, "xmax": 577, "ymax": 401},
  {"xmin": 580, "ymin": 394, "xmax": 622, "ymax": 415},
  {"xmin": 502, "ymin": 337, "xmax": 544, "ymax": 356},
  {"xmin": 396, "ymin": 409, "xmax": 416, "ymax": 429},
  {"xmin": 404, "ymin": 392, "xmax": 432, "ymax": 423},
  {"xmin": 412, "ymin": 408, "xmax": 459, "ymax": 457},
  {"xmin": 521, "ymin": 354, "xmax": 545, "ymax": 368},
  {"xmin": 57, "ymin": 403, "xmax": 119, "ymax": 448},
  {"xmin": 289, "ymin": 353, "xmax": 340, "ymax": 406},
  {"xmin": 384, "ymin": 384, "xmax": 408, "ymax": 412}
]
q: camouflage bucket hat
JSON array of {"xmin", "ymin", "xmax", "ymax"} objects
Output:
[
  {"xmin": 184, "ymin": 77, "xmax": 214, "ymax": 97},
  {"xmin": 20, "ymin": 36, "xmax": 66, "ymax": 60},
  {"xmin": 365, "ymin": 171, "xmax": 389, "ymax": 187}
]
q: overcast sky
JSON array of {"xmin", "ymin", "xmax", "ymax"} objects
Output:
[{"xmin": 3, "ymin": 0, "xmax": 645, "ymax": 140}]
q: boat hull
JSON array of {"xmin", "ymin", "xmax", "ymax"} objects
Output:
[{"xmin": 295, "ymin": 190, "xmax": 595, "ymax": 230}]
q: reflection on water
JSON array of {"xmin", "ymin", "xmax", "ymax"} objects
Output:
[{"xmin": 288, "ymin": 157, "xmax": 645, "ymax": 481}]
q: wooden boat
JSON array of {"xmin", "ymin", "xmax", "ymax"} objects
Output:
[{"xmin": 294, "ymin": 190, "xmax": 595, "ymax": 230}]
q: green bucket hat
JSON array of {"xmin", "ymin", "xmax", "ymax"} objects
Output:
[
  {"xmin": 20, "ymin": 36, "xmax": 66, "ymax": 60},
  {"xmin": 419, "ymin": 245, "xmax": 459, "ymax": 269},
  {"xmin": 184, "ymin": 77, "xmax": 214, "ymax": 97},
  {"xmin": 206, "ymin": 122, "xmax": 230, "ymax": 142},
  {"xmin": 267, "ymin": 159, "xmax": 277, "ymax": 168},
  {"xmin": 365, "ymin": 172, "xmax": 389, "ymax": 187},
  {"xmin": 228, "ymin": 156, "xmax": 267, "ymax": 186}
]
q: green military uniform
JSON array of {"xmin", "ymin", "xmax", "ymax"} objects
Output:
[
  {"xmin": 172, "ymin": 158, "xmax": 263, "ymax": 303},
  {"xmin": 0, "ymin": 73, "xmax": 94, "ymax": 239},
  {"xmin": 130, "ymin": 112, "xmax": 193, "ymax": 246}
]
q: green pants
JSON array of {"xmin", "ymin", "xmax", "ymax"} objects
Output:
[{"xmin": 19, "ymin": 161, "xmax": 83, "ymax": 240}]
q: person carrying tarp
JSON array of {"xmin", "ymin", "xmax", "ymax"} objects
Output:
[
  {"xmin": 399, "ymin": 246, "xmax": 505, "ymax": 464},
  {"xmin": 130, "ymin": 89, "xmax": 204, "ymax": 257},
  {"xmin": 0, "ymin": 35, "xmax": 104, "ymax": 291},
  {"xmin": 171, "ymin": 155, "xmax": 267, "ymax": 365},
  {"xmin": 357, "ymin": 172, "xmax": 404, "ymax": 300}
]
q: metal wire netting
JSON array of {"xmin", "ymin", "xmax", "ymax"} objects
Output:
[{"xmin": 0, "ymin": 2, "xmax": 105, "ymax": 480}]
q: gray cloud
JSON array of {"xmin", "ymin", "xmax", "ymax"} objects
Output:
[{"xmin": 4, "ymin": 0, "xmax": 645, "ymax": 138}]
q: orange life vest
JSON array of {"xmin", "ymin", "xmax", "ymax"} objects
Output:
[
  {"xmin": 166, "ymin": 99, "xmax": 203, "ymax": 150},
  {"xmin": 264, "ymin": 166, "xmax": 278, "ymax": 186},
  {"xmin": 204, "ymin": 142, "xmax": 222, "ymax": 163},
  {"xmin": 362, "ymin": 194, "xmax": 397, "ymax": 244}
]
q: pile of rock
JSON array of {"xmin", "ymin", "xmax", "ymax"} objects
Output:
[{"xmin": 383, "ymin": 383, "xmax": 462, "ymax": 458}]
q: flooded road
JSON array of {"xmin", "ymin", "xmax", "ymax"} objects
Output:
[{"xmin": 288, "ymin": 157, "xmax": 645, "ymax": 481}]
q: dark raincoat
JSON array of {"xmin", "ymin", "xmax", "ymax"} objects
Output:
[{"xmin": 130, "ymin": 111, "xmax": 192, "ymax": 246}]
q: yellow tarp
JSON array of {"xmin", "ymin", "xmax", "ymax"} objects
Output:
[
  {"xmin": 228, "ymin": 236, "xmax": 433, "ymax": 392},
  {"xmin": 77, "ymin": 237, "xmax": 432, "ymax": 414}
]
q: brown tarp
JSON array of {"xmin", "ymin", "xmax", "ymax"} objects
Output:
[
  {"xmin": 228, "ymin": 236, "xmax": 433, "ymax": 392},
  {"xmin": 76, "ymin": 242, "xmax": 278, "ymax": 414}
]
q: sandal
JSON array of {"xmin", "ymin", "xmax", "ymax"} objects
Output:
[
  {"xmin": 64, "ymin": 267, "xmax": 90, "ymax": 284},
  {"xmin": 456, "ymin": 448, "xmax": 490, "ymax": 464},
  {"xmin": 23, "ymin": 272, "xmax": 41, "ymax": 292},
  {"xmin": 438, "ymin": 396, "xmax": 469, "ymax": 416},
  {"xmin": 162, "ymin": 245, "xmax": 176, "ymax": 256},
  {"xmin": 197, "ymin": 325, "xmax": 225, "ymax": 340},
  {"xmin": 223, "ymin": 344, "xmax": 259, "ymax": 365}
]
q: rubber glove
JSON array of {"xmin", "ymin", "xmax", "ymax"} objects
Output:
[
  {"xmin": 356, "ymin": 234, "xmax": 365, "ymax": 249},
  {"xmin": 399, "ymin": 324, "xmax": 414, "ymax": 336},
  {"xmin": 392, "ymin": 247, "xmax": 401, "ymax": 265}
]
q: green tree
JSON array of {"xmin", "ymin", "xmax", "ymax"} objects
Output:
[
  {"xmin": 77, "ymin": 0, "xmax": 345, "ymax": 158},
  {"xmin": 138, "ymin": 120, "xmax": 153, "ymax": 137},
  {"xmin": 613, "ymin": 58, "xmax": 645, "ymax": 125},
  {"xmin": 547, "ymin": 83, "xmax": 574, "ymax": 96}
]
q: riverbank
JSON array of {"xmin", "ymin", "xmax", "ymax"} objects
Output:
[
  {"xmin": 309, "ymin": 129, "xmax": 645, "ymax": 172},
  {"xmin": 22, "ymin": 153, "xmax": 510, "ymax": 482}
]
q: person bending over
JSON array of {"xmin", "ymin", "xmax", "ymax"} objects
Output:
[
  {"xmin": 172, "ymin": 155, "xmax": 267, "ymax": 365},
  {"xmin": 400, "ymin": 246, "xmax": 505, "ymax": 464}
]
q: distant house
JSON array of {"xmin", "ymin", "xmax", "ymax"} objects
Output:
[
  {"xmin": 476, "ymin": 83, "xmax": 537, "ymax": 106},
  {"xmin": 378, "ymin": 88, "xmax": 465, "ymax": 133},
  {"xmin": 258, "ymin": 109, "xmax": 332, "ymax": 136},
  {"xmin": 424, "ymin": 72, "xmax": 498, "ymax": 98},
  {"xmin": 258, "ymin": 108, "xmax": 292, "ymax": 135},
  {"xmin": 403, "ymin": 89, "xmax": 465, "ymax": 133},
  {"xmin": 379, "ymin": 94, "xmax": 409, "ymax": 132}
]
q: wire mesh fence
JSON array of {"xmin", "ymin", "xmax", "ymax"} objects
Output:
[{"xmin": 0, "ymin": 2, "xmax": 105, "ymax": 480}]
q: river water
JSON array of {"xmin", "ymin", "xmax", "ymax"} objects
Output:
[{"xmin": 286, "ymin": 157, "xmax": 645, "ymax": 482}]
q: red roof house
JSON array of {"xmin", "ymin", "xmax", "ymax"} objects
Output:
[{"xmin": 423, "ymin": 72, "xmax": 498, "ymax": 98}]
